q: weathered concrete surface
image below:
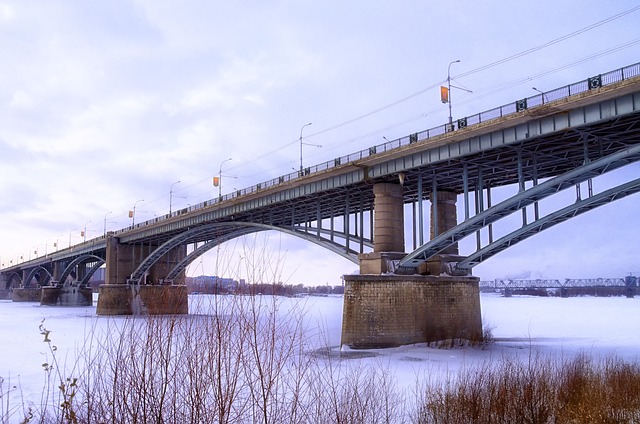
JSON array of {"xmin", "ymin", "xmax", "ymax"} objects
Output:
[
  {"xmin": 358, "ymin": 252, "xmax": 405, "ymax": 275},
  {"xmin": 372, "ymin": 183, "xmax": 405, "ymax": 252},
  {"xmin": 40, "ymin": 286, "xmax": 93, "ymax": 306},
  {"xmin": 0, "ymin": 289, "xmax": 11, "ymax": 300},
  {"xmin": 97, "ymin": 284, "xmax": 188, "ymax": 315},
  {"xmin": 11, "ymin": 288, "xmax": 41, "ymax": 302},
  {"xmin": 341, "ymin": 274, "xmax": 482, "ymax": 349}
]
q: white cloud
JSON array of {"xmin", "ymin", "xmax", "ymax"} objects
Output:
[{"xmin": 1, "ymin": 0, "xmax": 640, "ymax": 282}]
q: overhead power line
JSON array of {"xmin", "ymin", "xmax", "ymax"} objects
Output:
[{"xmin": 225, "ymin": 4, "xmax": 640, "ymax": 176}]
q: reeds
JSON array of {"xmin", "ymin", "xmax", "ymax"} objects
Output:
[
  {"xmin": 415, "ymin": 352, "xmax": 640, "ymax": 423},
  {"xmin": 3, "ymin": 296, "xmax": 640, "ymax": 423}
]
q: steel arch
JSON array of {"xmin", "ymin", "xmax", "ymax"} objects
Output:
[
  {"xmin": 128, "ymin": 223, "xmax": 244, "ymax": 283},
  {"xmin": 130, "ymin": 221, "xmax": 362, "ymax": 284},
  {"xmin": 457, "ymin": 177, "xmax": 640, "ymax": 270},
  {"xmin": 164, "ymin": 226, "xmax": 262, "ymax": 282},
  {"xmin": 398, "ymin": 144, "xmax": 640, "ymax": 271},
  {"xmin": 78, "ymin": 259, "xmax": 106, "ymax": 287},
  {"xmin": 24, "ymin": 266, "xmax": 52, "ymax": 288},
  {"xmin": 4, "ymin": 272, "xmax": 22, "ymax": 289},
  {"xmin": 58, "ymin": 255, "xmax": 105, "ymax": 286}
]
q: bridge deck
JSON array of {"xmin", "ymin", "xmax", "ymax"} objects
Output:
[{"xmin": 4, "ymin": 63, "xmax": 640, "ymax": 273}]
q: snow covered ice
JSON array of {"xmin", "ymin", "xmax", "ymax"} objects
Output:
[{"xmin": 0, "ymin": 292, "xmax": 638, "ymax": 404}]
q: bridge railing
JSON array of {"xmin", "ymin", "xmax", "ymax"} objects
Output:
[
  {"xmin": 209, "ymin": 61, "xmax": 640, "ymax": 211},
  {"xmin": 119, "ymin": 62, "xmax": 640, "ymax": 234}
]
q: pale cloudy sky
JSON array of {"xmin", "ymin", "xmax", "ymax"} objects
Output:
[{"xmin": 1, "ymin": 1, "xmax": 639, "ymax": 284}]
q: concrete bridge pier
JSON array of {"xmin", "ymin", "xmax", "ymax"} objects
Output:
[
  {"xmin": 40, "ymin": 259, "xmax": 93, "ymax": 307},
  {"xmin": 41, "ymin": 285, "xmax": 93, "ymax": 306},
  {"xmin": 422, "ymin": 190, "xmax": 467, "ymax": 276},
  {"xmin": 11, "ymin": 268, "xmax": 41, "ymax": 302},
  {"xmin": 342, "ymin": 183, "xmax": 482, "ymax": 349},
  {"xmin": 0, "ymin": 274, "xmax": 10, "ymax": 299},
  {"xmin": 97, "ymin": 235, "xmax": 188, "ymax": 315}
]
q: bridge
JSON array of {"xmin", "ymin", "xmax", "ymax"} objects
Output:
[
  {"xmin": 480, "ymin": 276, "xmax": 638, "ymax": 297},
  {"xmin": 2, "ymin": 62, "xmax": 640, "ymax": 348}
]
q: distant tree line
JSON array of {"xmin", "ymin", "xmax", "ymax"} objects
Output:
[{"xmin": 185, "ymin": 275, "xmax": 344, "ymax": 296}]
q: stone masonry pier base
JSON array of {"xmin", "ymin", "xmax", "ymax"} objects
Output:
[
  {"xmin": 11, "ymin": 288, "xmax": 41, "ymax": 302},
  {"xmin": 41, "ymin": 286, "xmax": 93, "ymax": 306},
  {"xmin": 341, "ymin": 274, "xmax": 482, "ymax": 349},
  {"xmin": 97, "ymin": 284, "xmax": 188, "ymax": 315}
]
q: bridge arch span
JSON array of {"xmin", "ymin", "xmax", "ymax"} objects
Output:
[
  {"xmin": 24, "ymin": 266, "xmax": 53, "ymax": 288},
  {"xmin": 398, "ymin": 144, "xmax": 640, "ymax": 273},
  {"xmin": 130, "ymin": 222, "xmax": 361, "ymax": 284},
  {"xmin": 456, "ymin": 176, "xmax": 640, "ymax": 271},
  {"xmin": 58, "ymin": 255, "xmax": 106, "ymax": 287},
  {"xmin": 4, "ymin": 271, "xmax": 22, "ymax": 289}
]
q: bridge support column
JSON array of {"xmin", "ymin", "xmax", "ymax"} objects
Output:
[
  {"xmin": 97, "ymin": 236, "xmax": 188, "ymax": 315},
  {"xmin": 76, "ymin": 262, "xmax": 87, "ymax": 283},
  {"xmin": 149, "ymin": 244, "xmax": 187, "ymax": 285},
  {"xmin": 344, "ymin": 185, "xmax": 481, "ymax": 348},
  {"xmin": 359, "ymin": 182, "xmax": 405, "ymax": 274},
  {"xmin": 423, "ymin": 190, "xmax": 466, "ymax": 275},
  {"xmin": 52, "ymin": 262, "xmax": 63, "ymax": 285},
  {"xmin": 12, "ymin": 269, "xmax": 41, "ymax": 302},
  {"xmin": 342, "ymin": 274, "xmax": 482, "ymax": 348},
  {"xmin": 0, "ymin": 274, "xmax": 8, "ymax": 299}
]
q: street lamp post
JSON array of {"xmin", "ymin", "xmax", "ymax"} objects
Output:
[
  {"xmin": 83, "ymin": 220, "xmax": 91, "ymax": 242},
  {"xmin": 532, "ymin": 87, "xmax": 547, "ymax": 104},
  {"xmin": 299, "ymin": 122, "xmax": 313, "ymax": 174},
  {"xmin": 45, "ymin": 239, "xmax": 53, "ymax": 255},
  {"xmin": 447, "ymin": 59, "xmax": 460, "ymax": 128},
  {"xmin": 218, "ymin": 158, "xmax": 232, "ymax": 199},
  {"xmin": 69, "ymin": 228, "xmax": 77, "ymax": 248},
  {"xmin": 54, "ymin": 234, "xmax": 62, "ymax": 252},
  {"xmin": 169, "ymin": 180, "xmax": 181, "ymax": 214},
  {"xmin": 104, "ymin": 211, "xmax": 112, "ymax": 236},
  {"xmin": 131, "ymin": 199, "xmax": 144, "ymax": 226}
]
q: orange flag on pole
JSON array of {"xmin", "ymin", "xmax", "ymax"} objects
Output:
[{"xmin": 440, "ymin": 86, "xmax": 449, "ymax": 103}]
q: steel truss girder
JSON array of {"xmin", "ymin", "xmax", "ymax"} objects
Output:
[
  {"xmin": 130, "ymin": 222, "xmax": 361, "ymax": 284},
  {"xmin": 398, "ymin": 143, "xmax": 640, "ymax": 271},
  {"xmin": 459, "ymin": 176, "xmax": 640, "ymax": 269}
]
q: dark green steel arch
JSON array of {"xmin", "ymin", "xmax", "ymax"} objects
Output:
[
  {"xmin": 398, "ymin": 144, "xmax": 640, "ymax": 273},
  {"xmin": 4, "ymin": 272, "xmax": 22, "ymax": 289},
  {"xmin": 58, "ymin": 255, "xmax": 105, "ymax": 286},
  {"xmin": 456, "ymin": 177, "xmax": 640, "ymax": 271},
  {"xmin": 130, "ymin": 222, "xmax": 361, "ymax": 284},
  {"xmin": 24, "ymin": 266, "xmax": 52, "ymax": 288}
]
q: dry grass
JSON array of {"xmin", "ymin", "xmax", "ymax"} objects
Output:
[
  {"xmin": 3, "ymin": 299, "xmax": 640, "ymax": 423},
  {"xmin": 415, "ymin": 352, "xmax": 640, "ymax": 424}
]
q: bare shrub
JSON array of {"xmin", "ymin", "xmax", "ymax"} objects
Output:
[
  {"xmin": 556, "ymin": 354, "xmax": 640, "ymax": 423},
  {"xmin": 415, "ymin": 352, "xmax": 640, "ymax": 424},
  {"xmin": 6, "ymin": 308, "xmax": 640, "ymax": 423},
  {"xmin": 305, "ymin": 358, "xmax": 405, "ymax": 424}
]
